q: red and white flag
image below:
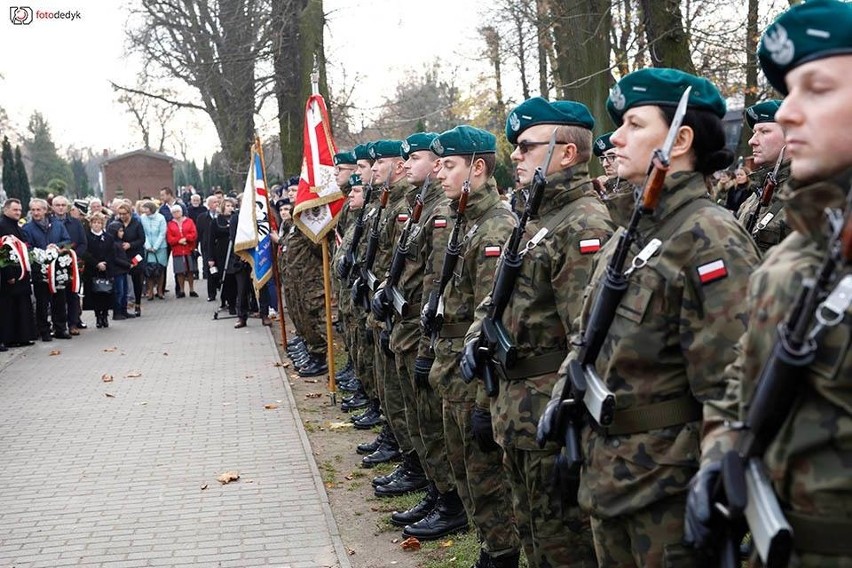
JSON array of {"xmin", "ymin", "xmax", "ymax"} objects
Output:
[{"xmin": 292, "ymin": 93, "xmax": 346, "ymax": 243}]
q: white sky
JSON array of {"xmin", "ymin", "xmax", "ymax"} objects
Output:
[{"xmin": 0, "ymin": 0, "xmax": 490, "ymax": 165}]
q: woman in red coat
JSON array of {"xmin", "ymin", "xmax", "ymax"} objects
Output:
[{"xmin": 166, "ymin": 204, "xmax": 198, "ymax": 298}]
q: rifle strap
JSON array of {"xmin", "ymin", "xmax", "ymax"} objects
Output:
[
  {"xmin": 785, "ymin": 511, "xmax": 852, "ymax": 555},
  {"xmin": 439, "ymin": 321, "xmax": 474, "ymax": 338},
  {"xmin": 500, "ymin": 350, "xmax": 565, "ymax": 380},
  {"xmin": 606, "ymin": 394, "xmax": 702, "ymax": 436}
]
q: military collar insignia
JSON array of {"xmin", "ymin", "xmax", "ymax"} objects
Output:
[
  {"xmin": 508, "ymin": 112, "xmax": 521, "ymax": 132},
  {"xmin": 764, "ymin": 23, "xmax": 795, "ymax": 66},
  {"xmin": 610, "ymin": 84, "xmax": 626, "ymax": 111},
  {"xmin": 401, "ymin": 140, "xmax": 411, "ymax": 153}
]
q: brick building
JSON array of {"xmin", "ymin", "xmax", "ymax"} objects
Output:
[{"xmin": 100, "ymin": 150, "xmax": 174, "ymax": 204}]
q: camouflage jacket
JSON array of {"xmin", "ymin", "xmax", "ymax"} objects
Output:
[
  {"xmin": 467, "ymin": 167, "xmax": 616, "ymax": 449},
  {"xmin": 283, "ymin": 224, "xmax": 323, "ymax": 281},
  {"xmin": 388, "ymin": 181, "xmax": 452, "ymax": 354},
  {"xmin": 332, "ymin": 201, "xmax": 364, "ymax": 319},
  {"xmin": 602, "ymin": 177, "xmax": 635, "ymax": 228},
  {"xmin": 554, "ymin": 171, "xmax": 761, "ymax": 518},
  {"xmin": 713, "ymin": 172, "xmax": 851, "ymax": 528},
  {"xmin": 429, "ymin": 179, "xmax": 516, "ymax": 401},
  {"xmin": 736, "ymin": 160, "xmax": 792, "ymax": 254}
]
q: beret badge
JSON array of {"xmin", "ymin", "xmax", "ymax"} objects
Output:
[
  {"xmin": 401, "ymin": 140, "xmax": 411, "ymax": 153},
  {"xmin": 508, "ymin": 112, "xmax": 521, "ymax": 132},
  {"xmin": 610, "ymin": 84, "xmax": 626, "ymax": 111},
  {"xmin": 764, "ymin": 24, "xmax": 795, "ymax": 66}
]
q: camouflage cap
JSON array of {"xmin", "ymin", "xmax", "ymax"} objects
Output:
[
  {"xmin": 505, "ymin": 97, "xmax": 595, "ymax": 144},
  {"xmin": 758, "ymin": 0, "xmax": 852, "ymax": 95},
  {"xmin": 353, "ymin": 143, "xmax": 372, "ymax": 161},
  {"xmin": 349, "ymin": 173, "xmax": 362, "ymax": 187},
  {"xmin": 606, "ymin": 68, "xmax": 727, "ymax": 125},
  {"xmin": 333, "ymin": 151, "xmax": 357, "ymax": 166},
  {"xmin": 430, "ymin": 125, "xmax": 496, "ymax": 157},
  {"xmin": 368, "ymin": 140, "xmax": 403, "ymax": 160},
  {"xmin": 401, "ymin": 132, "xmax": 439, "ymax": 160},
  {"xmin": 745, "ymin": 99, "xmax": 783, "ymax": 129},
  {"xmin": 593, "ymin": 132, "xmax": 615, "ymax": 157}
]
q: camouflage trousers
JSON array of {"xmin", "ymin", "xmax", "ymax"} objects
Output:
[
  {"xmin": 373, "ymin": 331, "xmax": 412, "ymax": 453},
  {"xmin": 503, "ymin": 447, "xmax": 596, "ymax": 568},
  {"xmin": 443, "ymin": 399, "xmax": 520, "ymax": 557},
  {"xmin": 285, "ymin": 268, "xmax": 327, "ymax": 354},
  {"xmin": 397, "ymin": 350, "xmax": 453, "ymax": 493},
  {"xmin": 353, "ymin": 324, "xmax": 377, "ymax": 399},
  {"xmin": 589, "ymin": 493, "xmax": 697, "ymax": 568}
]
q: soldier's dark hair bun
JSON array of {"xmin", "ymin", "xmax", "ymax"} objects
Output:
[{"xmin": 660, "ymin": 106, "xmax": 733, "ymax": 176}]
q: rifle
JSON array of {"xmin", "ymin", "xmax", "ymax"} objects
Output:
[
  {"xmin": 386, "ymin": 176, "xmax": 431, "ymax": 320},
  {"xmin": 544, "ymin": 87, "xmax": 693, "ymax": 474},
  {"xmin": 745, "ymin": 146, "xmax": 785, "ymax": 234},
  {"xmin": 337, "ymin": 173, "xmax": 374, "ymax": 282},
  {"xmin": 352, "ymin": 173, "xmax": 391, "ymax": 311},
  {"xmin": 422, "ymin": 157, "xmax": 476, "ymax": 351},
  {"xmin": 465, "ymin": 129, "xmax": 559, "ymax": 397},
  {"xmin": 708, "ymin": 198, "xmax": 852, "ymax": 568}
]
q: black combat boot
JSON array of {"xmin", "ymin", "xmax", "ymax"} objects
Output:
[
  {"xmin": 390, "ymin": 481, "xmax": 439, "ymax": 526},
  {"xmin": 298, "ymin": 355, "xmax": 328, "ymax": 377},
  {"xmin": 353, "ymin": 405, "xmax": 384, "ymax": 429},
  {"xmin": 335, "ymin": 358, "xmax": 354, "ymax": 380},
  {"xmin": 402, "ymin": 489, "xmax": 469, "ymax": 540},
  {"xmin": 361, "ymin": 434, "xmax": 402, "ymax": 468},
  {"xmin": 358, "ymin": 425, "xmax": 387, "ymax": 455},
  {"xmin": 472, "ymin": 549, "xmax": 521, "ymax": 568},
  {"xmin": 341, "ymin": 392, "xmax": 371, "ymax": 412},
  {"xmin": 375, "ymin": 452, "xmax": 429, "ymax": 497}
]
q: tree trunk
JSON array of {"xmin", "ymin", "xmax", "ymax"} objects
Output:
[
  {"xmin": 739, "ymin": 0, "xmax": 760, "ymax": 157},
  {"xmin": 481, "ymin": 26, "xmax": 506, "ymax": 127},
  {"xmin": 638, "ymin": 0, "xmax": 695, "ymax": 73},
  {"xmin": 536, "ymin": 0, "xmax": 552, "ymax": 97}
]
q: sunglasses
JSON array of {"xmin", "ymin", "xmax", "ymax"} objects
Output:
[{"xmin": 515, "ymin": 140, "xmax": 568, "ymax": 155}]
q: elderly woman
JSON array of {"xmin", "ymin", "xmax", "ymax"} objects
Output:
[
  {"xmin": 83, "ymin": 212, "xmax": 116, "ymax": 328},
  {"xmin": 166, "ymin": 203, "xmax": 198, "ymax": 298},
  {"xmin": 140, "ymin": 201, "xmax": 168, "ymax": 300},
  {"xmin": 115, "ymin": 202, "xmax": 145, "ymax": 317}
]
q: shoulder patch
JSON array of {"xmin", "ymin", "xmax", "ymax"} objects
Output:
[
  {"xmin": 484, "ymin": 245, "xmax": 501, "ymax": 258},
  {"xmin": 579, "ymin": 238, "xmax": 601, "ymax": 254},
  {"xmin": 433, "ymin": 218, "xmax": 447, "ymax": 229},
  {"xmin": 697, "ymin": 259, "xmax": 728, "ymax": 285}
]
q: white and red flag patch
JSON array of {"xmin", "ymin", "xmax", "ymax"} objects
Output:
[
  {"xmin": 397, "ymin": 213, "xmax": 409, "ymax": 223},
  {"xmin": 579, "ymin": 238, "xmax": 601, "ymax": 254},
  {"xmin": 484, "ymin": 245, "xmax": 502, "ymax": 258},
  {"xmin": 697, "ymin": 259, "xmax": 728, "ymax": 284},
  {"xmin": 433, "ymin": 218, "xmax": 447, "ymax": 229}
]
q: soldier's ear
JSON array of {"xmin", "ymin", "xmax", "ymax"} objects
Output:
[{"xmin": 670, "ymin": 125, "xmax": 695, "ymax": 161}]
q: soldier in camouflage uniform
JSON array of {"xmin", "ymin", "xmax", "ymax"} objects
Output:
[
  {"xmin": 593, "ymin": 132, "xmax": 634, "ymax": 228},
  {"xmin": 686, "ymin": 3, "xmax": 852, "ymax": 565},
  {"xmin": 736, "ymin": 99, "xmax": 793, "ymax": 254},
  {"xmin": 464, "ymin": 98, "xmax": 615, "ymax": 567},
  {"xmin": 371, "ymin": 133, "xmax": 455, "ymax": 502},
  {"xmin": 407, "ymin": 126, "xmax": 518, "ymax": 558},
  {"xmin": 539, "ymin": 69, "xmax": 761, "ymax": 567}
]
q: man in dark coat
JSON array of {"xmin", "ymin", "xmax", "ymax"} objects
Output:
[
  {"xmin": 0, "ymin": 198, "xmax": 36, "ymax": 347},
  {"xmin": 51, "ymin": 195, "xmax": 88, "ymax": 333}
]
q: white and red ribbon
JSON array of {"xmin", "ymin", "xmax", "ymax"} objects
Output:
[
  {"xmin": 0, "ymin": 235, "xmax": 30, "ymax": 279},
  {"xmin": 47, "ymin": 248, "xmax": 80, "ymax": 294}
]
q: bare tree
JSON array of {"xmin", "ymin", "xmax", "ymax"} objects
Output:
[
  {"xmin": 480, "ymin": 26, "xmax": 507, "ymax": 124},
  {"xmin": 638, "ymin": 0, "xmax": 695, "ymax": 72}
]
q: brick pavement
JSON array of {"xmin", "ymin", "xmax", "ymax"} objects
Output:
[{"xmin": 0, "ymin": 294, "xmax": 351, "ymax": 568}]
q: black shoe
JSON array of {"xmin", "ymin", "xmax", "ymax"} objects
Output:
[
  {"xmin": 0, "ymin": 343, "xmax": 6, "ymax": 352},
  {"xmin": 41, "ymin": 332, "xmax": 53, "ymax": 342},
  {"xmin": 228, "ymin": 306, "xmax": 236, "ymax": 315},
  {"xmin": 297, "ymin": 357, "xmax": 328, "ymax": 377},
  {"xmin": 96, "ymin": 318, "xmax": 103, "ymax": 329},
  {"xmin": 335, "ymin": 359, "xmax": 354, "ymax": 380},
  {"xmin": 53, "ymin": 330, "xmax": 72, "ymax": 340},
  {"xmin": 207, "ymin": 296, "xmax": 216, "ymax": 302},
  {"xmin": 472, "ymin": 549, "xmax": 521, "ymax": 568},
  {"xmin": 357, "ymin": 433, "xmax": 384, "ymax": 456},
  {"xmin": 338, "ymin": 378, "xmax": 361, "ymax": 392},
  {"xmin": 113, "ymin": 313, "xmax": 126, "ymax": 321},
  {"xmin": 341, "ymin": 392, "xmax": 371, "ymax": 412},
  {"xmin": 123, "ymin": 312, "xmax": 136, "ymax": 319},
  {"xmin": 402, "ymin": 490, "xmax": 468, "ymax": 541},
  {"xmin": 134, "ymin": 307, "xmax": 141, "ymax": 317},
  {"xmin": 189, "ymin": 291, "xmax": 199, "ymax": 298},
  {"xmin": 78, "ymin": 322, "xmax": 88, "ymax": 329},
  {"xmin": 375, "ymin": 453, "xmax": 428, "ymax": 496},
  {"xmin": 287, "ymin": 336, "xmax": 304, "ymax": 348},
  {"xmin": 391, "ymin": 482, "xmax": 439, "ymax": 527},
  {"xmin": 354, "ymin": 408, "xmax": 384, "ymax": 430},
  {"xmin": 372, "ymin": 464, "xmax": 404, "ymax": 488},
  {"xmin": 361, "ymin": 440, "xmax": 402, "ymax": 468},
  {"xmin": 176, "ymin": 291, "xmax": 186, "ymax": 299}
]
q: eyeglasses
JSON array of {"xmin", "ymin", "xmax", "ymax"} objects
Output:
[
  {"xmin": 515, "ymin": 140, "xmax": 568, "ymax": 155},
  {"xmin": 598, "ymin": 154, "xmax": 617, "ymax": 164}
]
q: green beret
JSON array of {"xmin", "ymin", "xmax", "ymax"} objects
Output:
[
  {"xmin": 593, "ymin": 132, "xmax": 615, "ymax": 157},
  {"xmin": 430, "ymin": 125, "xmax": 496, "ymax": 157},
  {"xmin": 505, "ymin": 97, "xmax": 595, "ymax": 144},
  {"xmin": 368, "ymin": 140, "xmax": 403, "ymax": 160},
  {"xmin": 353, "ymin": 143, "xmax": 371, "ymax": 161},
  {"xmin": 402, "ymin": 132, "xmax": 439, "ymax": 160},
  {"xmin": 759, "ymin": 0, "xmax": 852, "ymax": 95},
  {"xmin": 333, "ymin": 151, "xmax": 356, "ymax": 166},
  {"xmin": 745, "ymin": 100, "xmax": 782, "ymax": 129},
  {"xmin": 349, "ymin": 173, "xmax": 362, "ymax": 187},
  {"xmin": 606, "ymin": 68, "xmax": 727, "ymax": 125}
]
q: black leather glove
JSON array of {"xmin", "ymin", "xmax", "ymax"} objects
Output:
[
  {"xmin": 413, "ymin": 357, "xmax": 434, "ymax": 390},
  {"xmin": 536, "ymin": 397, "xmax": 562, "ymax": 449},
  {"xmin": 470, "ymin": 406, "xmax": 500, "ymax": 453},
  {"xmin": 371, "ymin": 288, "xmax": 390, "ymax": 320},
  {"xmin": 684, "ymin": 461, "xmax": 722, "ymax": 550},
  {"xmin": 379, "ymin": 328, "xmax": 393, "ymax": 357},
  {"xmin": 459, "ymin": 337, "xmax": 480, "ymax": 384},
  {"xmin": 336, "ymin": 254, "xmax": 352, "ymax": 280},
  {"xmin": 420, "ymin": 296, "xmax": 436, "ymax": 337}
]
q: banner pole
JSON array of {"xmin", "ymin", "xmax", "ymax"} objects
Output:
[
  {"xmin": 255, "ymin": 136, "xmax": 287, "ymax": 347},
  {"xmin": 321, "ymin": 238, "xmax": 337, "ymax": 405}
]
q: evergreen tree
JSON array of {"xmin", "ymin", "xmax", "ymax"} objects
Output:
[
  {"xmin": 187, "ymin": 159, "xmax": 202, "ymax": 189},
  {"xmin": 70, "ymin": 157, "xmax": 93, "ymax": 196},
  {"xmin": 1, "ymin": 136, "xmax": 17, "ymax": 200},
  {"xmin": 202, "ymin": 158, "xmax": 212, "ymax": 193},
  {"xmin": 25, "ymin": 112, "xmax": 72, "ymax": 190},
  {"xmin": 14, "ymin": 146, "xmax": 31, "ymax": 211}
]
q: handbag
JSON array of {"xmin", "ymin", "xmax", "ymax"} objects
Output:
[
  {"xmin": 91, "ymin": 276, "xmax": 114, "ymax": 294},
  {"xmin": 144, "ymin": 251, "xmax": 164, "ymax": 279}
]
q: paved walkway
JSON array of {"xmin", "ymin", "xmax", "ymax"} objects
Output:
[{"xmin": 0, "ymin": 291, "xmax": 351, "ymax": 568}]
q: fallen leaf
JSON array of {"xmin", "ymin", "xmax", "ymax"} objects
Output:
[
  {"xmin": 344, "ymin": 474, "xmax": 354, "ymax": 481},
  {"xmin": 346, "ymin": 547, "xmax": 356, "ymax": 556},
  {"xmin": 391, "ymin": 538, "xmax": 399, "ymax": 544},
  {"xmin": 264, "ymin": 403, "xmax": 279, "ymax": 410},
  {"xmin": 101, "ymin": 374, "xmax": 114, "ymax": 383},
  {"xmin": 200, "ymin": 483, "xmax": 208, "ymax": 490},
  {"xmin": 245, "ymin": 374, "xmax": 254, "ymax": 378},
  {"xmin": 217, "ymin": 471, "xmax": 240, "ymax": 484},
  {"xmin": 49, "ymin": 350, "xmax": 61, "ymax": 356},
  {"xmin": 138, "ymin": 401, "xmax": 148, "ymax": 406},
  {"xmin": 325, "ymin": 482, "xmax": 334, "ymax": 488},
  {"xmin": 163, "ymin": 352, "xmax": 168, "ymax": 356},
  {"xmin": 103, "ymin": 346, "xmax": 118, "ymax": 352},
  {"xmin": 104, "ymin": 393, "xmax": 115, "ymax": 398},
  {"xmin": 439, "ymin": 539, "xmax": 454, "ymax": 548},
  {"xmin": 400, "ymin": 537, "xmax": 421, "ymax": 551},
  {"xmin": 282, "ymin": 362, "xmax": 290, "ymax": 368},
  {"xmin": 305, "ymin": 392, "xmax": 322, "ymax": 399},
  {"xmin": 304, "ymin": 379, "xmax": 319, "ymax": 384},
  {"xmin": 328, "ymin": 421, "xmax": 353, "ymax": 430},
  {"xmin": 125, "ymin": 371, "xmax": 142, "ymax": 378},
  {"xmin": 273, "ymin": 361, "xmax": 284, "ymax": 367}
]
